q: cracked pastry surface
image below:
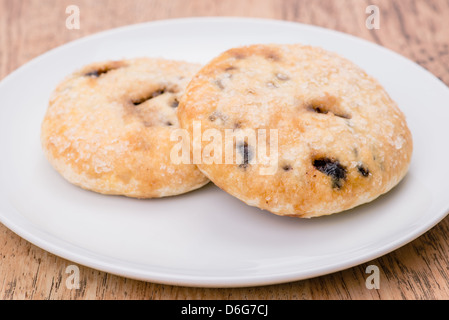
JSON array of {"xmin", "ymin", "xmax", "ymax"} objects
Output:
[
  {"xmin": 177, "ymin": 44, "xmax": 413, "ymax": 218},
  {"xmin": 41, "ymin": 58, "xmax": 209, "ymax": 198}
]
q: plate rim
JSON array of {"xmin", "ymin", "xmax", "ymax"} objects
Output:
[{"xmin": 1, "ymin": 16, "xmax": 449, "ymax": 288}]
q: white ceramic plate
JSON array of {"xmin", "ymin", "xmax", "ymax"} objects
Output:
[{"xmin": 0, "ymin": 17, "xmax": 448, "ymax": 288}]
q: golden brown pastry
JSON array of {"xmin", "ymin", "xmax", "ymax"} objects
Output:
[
  {"xmin": 178, "ymin": 44, "xmax": 413, "ymax": 218},
  {"xmin": 41, "ymin": 58, "xmax": 209, "ymax": 198}
]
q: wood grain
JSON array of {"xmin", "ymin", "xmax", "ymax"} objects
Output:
[{"xmin": 1, "ymin": 0, "xmax": 449, "ymax": 300}]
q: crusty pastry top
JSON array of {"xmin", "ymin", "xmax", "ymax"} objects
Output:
[
  {"xmin": 178, "ymin": 44, "xmax": 413, "ymax": 217},
  {"xmin": 41, "ymin": 58, "xmax": 209, "ymax": 198}
]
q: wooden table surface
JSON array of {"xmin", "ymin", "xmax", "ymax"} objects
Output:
[{"xmin": 1, "ymin": 0, "xmax": 449, "ymax": 300}]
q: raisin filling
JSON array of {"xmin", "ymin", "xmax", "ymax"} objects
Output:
[
  {"xmin": 313, "ymin": 158, "xmax": 347, "ymax": 189},
  {"xmin": 237, "ymin": 142, "xmax": 253, "ymax": 169},
  {"xmin": 84, "ymin": 61, "xmax": 124, "ymax": 78},
  {"xmin": 307, "ymin": 103, "xmax": 351, "ymax": 119},
  {"xmin": 132, "ymin": 89, "xmax": 166, "ymax": 106},
  {"xmin": 357, "ymin": 164, "xmax": 370, "ymax": 177}
]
